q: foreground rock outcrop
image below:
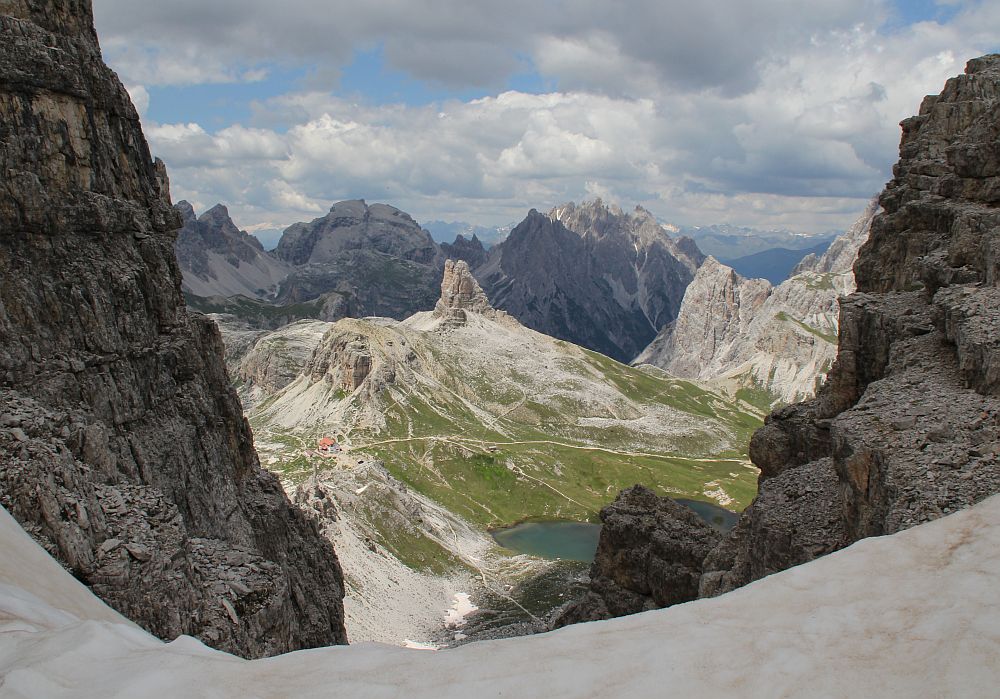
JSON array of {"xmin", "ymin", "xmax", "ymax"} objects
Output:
[
  {"xmin": 706, "ymin": 55, "xmax": 1000, "ymax": 595},
  {"xmin": 561, "ymin": 55, "xmax": 1000, "ymax": 623},
  {"xmin": 0, "ymin": 1, "xmax": 346, "ymax": 656},
  {"xmin": 552, "ymin": 486, "xmax": 718, "ymax": 626}
]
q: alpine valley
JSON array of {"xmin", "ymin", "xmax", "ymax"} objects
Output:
[
  {"xmin": 3, "ymin": 3, "xmax": 1000, "ymax": 697},
  {"xmin": 219, "ymin": 259, "xmax": 763, "ymax": 643},
  {"xmin": 169, "ymin": 161, "xmax": 873, "ymax": 646}
]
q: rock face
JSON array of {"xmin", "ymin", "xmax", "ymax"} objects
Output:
[
  {"xmin": 174, "ymin": 201, "xmax": 290, "ymax": 300},
  {"xmin": 702, "ymin": 55, "xmax": 1000, "ymax": 596},
  {"xmin": 637, "ymin": 201, "xmax": 876, "ymax": 404},
  {"xmin": 433, "ymin": 259, "xmax": 506, "ymax": 327},
  {"xmin": 436, "ymin": 259, "xmax": 494, "ymax": 316},
  {"xmin": 230, "ymin": 320, "xmax": 333, "ymax": 406},
  {"xmin": 553, "ymin": 486, "xmax": 719, "ymax": 626},
  {"xmin": 476, "ymin": 200, "xmax": 702, "ymax": 362},
  {"xmin": 439, "ymin": 233, "xmax": 488, "ymax": 269},
  {"xmin": 275, "ymin": 200, "xmax": 440, "ymax": 267},
  {"xmin": 559, "ymin": 56, "xmax": 1000, "ymax": 626},
  {"xmin": 270, "ymin": 200, "xmax": 443, "ymax": 319},
  {"xmin": 0, "ymin": 1, "xmax": 346, "ymax": 657}
]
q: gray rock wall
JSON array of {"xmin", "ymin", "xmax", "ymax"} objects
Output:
[{"xmin": 0, "ymin": 1, "xmax": 347, "ymax": 657}]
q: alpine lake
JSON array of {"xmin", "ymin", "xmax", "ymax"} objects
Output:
[{"xmin": 491, "ymin": 498, "xmax": 739, "ymax": 563}]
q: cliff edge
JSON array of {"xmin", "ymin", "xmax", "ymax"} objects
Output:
[
  {"xmin": 705, "ymin": 55, "xmax": 1000, "ymax": 594},
  {"xmin": 0, "ymin": 0, "xmax": 346, "ymax": 656}
]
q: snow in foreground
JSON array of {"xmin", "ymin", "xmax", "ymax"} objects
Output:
[{"xmin": 1, "ymin": 497, "xmax": 999, "ymax": 698}]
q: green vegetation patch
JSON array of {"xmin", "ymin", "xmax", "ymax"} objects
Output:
[{"xmin": 774, "ymin": 311, "xmax": 837, "ymax": 344}]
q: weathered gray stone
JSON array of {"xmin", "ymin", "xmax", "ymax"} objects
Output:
[
  {"xmin": 0, "ymin": 1, "xmax": 346, "ymax": 658},
  {"xmin": 552, "ymin": 485, "xmax": 719, "ymax": 626},
  {"xmin": 477, "ymin": 201, "xmax": 703, "ymax": 363},
  {"xmin": 637, "ymin": 200, "xmax": 877, "ymax": 405},
  {"xmin": 703, "ymin": 54, "xmax": 1000, "ymax": 594}
]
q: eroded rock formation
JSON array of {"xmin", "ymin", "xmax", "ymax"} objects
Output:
[
  {"xmin": 433, "ymin": 258, "xmax": 508, "ymax": 327},
  {"xmin": 637, "ymin": 201, "xmax": 877, "ymax": 405},
  {"xmin": 713, "ymin": 56, "xmax": 1000, "ymax": 594},
  {"xmin": 0, "ymin": 1, "xmax": 346, "ymax": 657},
  {"xmin": 560, "ymin": 55, "xmax": 1000, "ymax": 624},
  {"xmin": 552, "ymin": 486, "xmax": 719, "ymax": 626}
]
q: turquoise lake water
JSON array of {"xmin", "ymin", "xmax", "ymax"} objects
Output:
[{"xmin": 491, "ymin": 499, "xmax": 739, "ymax": 562}]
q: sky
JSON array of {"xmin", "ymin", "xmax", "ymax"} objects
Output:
[{"xmin": 91, "ymin": 0, "xmax": 999, "ymax": 240}]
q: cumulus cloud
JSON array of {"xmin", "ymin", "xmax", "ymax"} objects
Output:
[
  {"xmin": 125, "ymin": 84, "xmax": 149, "ymax": 118},
  {"xmin": 93, "ymin": 0, "xmax": 887, "ymax": 93},
  {"xmin": 98, "ymin": 0, "xmax": 1000, "ymax": 232}
]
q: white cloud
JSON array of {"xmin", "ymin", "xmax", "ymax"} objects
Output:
[
  {"xmin": 105, "ymin": 1, "xmax": 1000, "ymax": 233},
  {"xmin": 125, "ymin": 84, "xmax": 149, "ymax": 118}
]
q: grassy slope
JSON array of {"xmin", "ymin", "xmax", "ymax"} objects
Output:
[
  {"xmin": 250, "ymin": 315, "xmax": 764, "ymax": 538},
  {"xmin": 347, "ymin": 340, "xmax": 761, "ymax": 528}
]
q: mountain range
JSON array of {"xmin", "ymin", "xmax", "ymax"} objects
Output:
[
  {"xmin": 719, "ymin": 240, "xmax": 831, "ymax": 284},
  {"xmin": 681, "ymin": 223, "xmax": 839, "ymax": 260},
  {"xmin": 636, "ymin": 199, "xmax": 877, "ymax": 406},
  {"xmin": 177, "ymin": 198, "xmax": 708, "ymax": 363},
  {"xmin": 3, "ymin": 4, "xmax": 1000, "ymax": 694}
]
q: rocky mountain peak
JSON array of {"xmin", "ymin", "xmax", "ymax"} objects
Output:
[
  {"xmin": 439, "ymin": 232, "xmax": 487, "ymax": 269},
  {"xmin": 174, "ymin": 201, "xmax": 288, "ymax": 298},
  {"xmin": 434, "ymin": 259, "xmax": 501, "ymax": 326},
  {"xmin": 436, "ymin": 259, "xmax": 493, "ymax": 313},
  {"xmin": 477, "ymin": 200, "xmax": 702, "ymax": 362},
  {"xmin": 175, "ymin": 199, "xmax": 197, "ymax": 223},
  {"xmin": 202, "ymin": 202, "xmax": 234, "ymax": 224},
  {"xmin": 273, "ymin": 198, "xmax": 440, "ymax": 267}
]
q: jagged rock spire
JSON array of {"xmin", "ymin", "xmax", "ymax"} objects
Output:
[{"xmin": 435, "ymin": 259, "xmax": 494, "ymax": 315}]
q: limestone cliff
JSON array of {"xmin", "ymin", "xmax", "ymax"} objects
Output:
[
  {"xmin": 719, "ymin": 55, "xmax": 1000, "ymax": 581},
  {"xmin": 637, "ymin": 201, "xmax": 876, "ymax": 404},
  {"xmin": 174, "ymin": 201, "xmax": 290, "ymax": 300},
  {"xmin": 0, "ymin": 0, "xmax": 346, "ymax": 657},
  {"xmin": 560, "ymin": 56, "xmax": 1000, "ymax": 623},
  {"xmin": 476, "ymin": 201, "xmax": 703, "ymax": 363}
]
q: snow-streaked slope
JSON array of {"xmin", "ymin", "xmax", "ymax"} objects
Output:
[{"xmin": 2, "ymin": 495, "xmax": 998, "ymax": 698}]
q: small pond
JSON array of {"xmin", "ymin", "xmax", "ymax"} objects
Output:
[
  {"xmin": 492, "ymin": 499, "xmax": 739, "ymax": 562},
  {"xmin": 491, "ymin": 520, "xmax": 602, "ymax": 562}
]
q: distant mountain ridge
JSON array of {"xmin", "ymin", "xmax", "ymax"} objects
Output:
[
  {"xmin": 637, "ymin": 199, "xmax": 878, "ymax": 405},
  {"xmin": 682, "ymin": 223, "xmax": 839, "ymax": 260},
  {"xmin": 174, "ymin": 201, "xmax": 291, "ymax": 299},
  {"xmin": 720, "ymin": 241, "xmax": 831, "ymax": 285},
  {"xmin": 178, "ymin": 196, "xmax": 858, "ymax": 369},
  {"xmin": 475, "ymin": 199, "xmax": 703, "ymax": 362},
  {"xmin": 423, "ymin": 220, "xmax": 512, "ymax": 246}
]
